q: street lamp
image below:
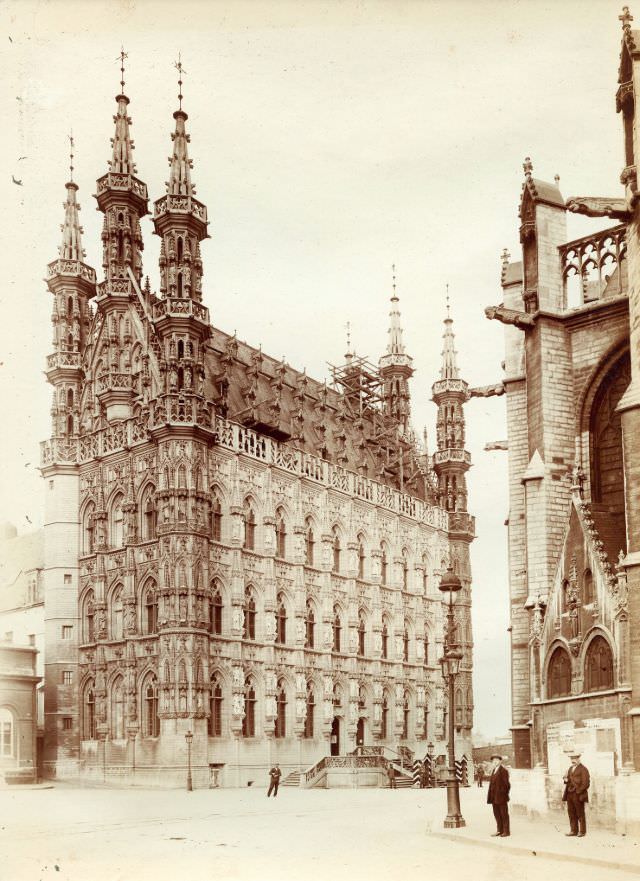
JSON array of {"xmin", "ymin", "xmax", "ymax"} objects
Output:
[
  {"xmin": 438, "ymin": 565, "xmax": 465, "ymax": 828},
  {"xmin": 185, "ymin": 729, "xmax": 193, "ymax": 792}
]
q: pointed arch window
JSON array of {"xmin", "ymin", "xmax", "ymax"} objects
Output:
[
  {"xmin": 332, "ymin": 605, "xmax": 342, "ymax": 652},
  {"xmin": 141, "ymin": 487, "xmax": 156, "ymax": 541},
  {"xmin": 423, "ymin": 628, "xmax": 429, "ymax": 666},
  {"xmin": 357, "ymin": 536, "xmax": 365, "ymax": 580},
  {"xmin": 422, "ymin": 555, "xmax": 429, "ymax": 594},
  {"xmin": 143, "ymin": 675, "xmax": 159, "ymax": 738},
  {"xmin": 304, "ymin": 682, "xmax": 315, "ymax": 738},
  {"xmin": 276, "ymin": 509, "xmax": 287, "ymax": 559},
  {"xmin": 110, "ymin": 494, "xmax": 124, "ymax": 548},
  {"xmin": 144, "ymin": 583, "xmax": 158, "ymax": 635},
  {"xmin": 357, "ymin": 610, "xmax": 366, "ymax": 657},
  {"xmin": 275, "ymin": 681, "xmax": 287, "ymax": 738},
  {"xmin": 304, "ymin": 517, "xmax": 315, "ymax": 566},
  {"xmin": 585, "ymin": 635, "xmax": 614, "ymax": 692},
  {"xmin": 381, "ymin": 544, "xmax": 388, "ymax": 586},
  {"xmin": 83, "ymin": 504, "xmax": 95, "ymax": 555},
  {"xmin": 276, "ymin": 593, "xmax": 287, "ymax": 645},
  {"xmin": 209, "ymin": 675, "xmax": 223, "ymax": 737},
  {"xmin": 83, "ymin": 589, "xmax": 95, "ymax": 643},
  {"xmin": 111, "ymin": 676, "xmax": 125, "ymax": 739},
  {"xmin": 381, "ymin": 621, "xmax": 389, "ymax": 659},
  {"xmin": 381, "ymin": 693, "xmax": 389, "ymax": 740},
  {"xmin": 111, "ymin": 586, "xmax": 123, "ymax": 640},
  {"xmin": 332, "ymin": 527, "xmax": 341, "ymax": 574},
  {"xmin": 243, "ymin": 678, "xmax": 256, "ymax": 737},
  {"xmin": 211, "ymin": 494, "xmax": 222, "ymax": 542},
  {"xmin": 177, "ymin": 464, "xmax": 187, "ymax": 490},
  {"xmin": 243, "ymin": 503, "xmax": 256, "ymax": 551},
  {"xmin": 455, "ymin": 688, "xmax": 463, "ymax": 725},
  {"xmin": 402, "ymin": 550, "xmax": 409, "ymax": 591},
  {"xmin": 304, "ymin": 599, "xmax": 315, "ymax": 649},
  {"xmin": 210, "ymin": 584, "xmax": 223, "ymax": 635},
  {"xmin": 583, "ymin": 569, "xmax": 594, "ymax": 605},
  {"xmin": 561, "ymin": 579, "xmax": 569, "ymax": 613},
  {"xmin": 402, "ymin": 691, "xmax": 410, "ymax": 740},
  {"xmin": 243, "ymin": 588, "xmax": 256, "ymax": 641},
  {"xmin": 84, "ymin": 685, "xmax": 96, "ymax": 740},
  {"xmin": 403, "ymin": 623, "xmax": 410, "ymax": 662},
  {"xmin": 547, "ymin": 647, "xmax": 572, "ymax": 698}
]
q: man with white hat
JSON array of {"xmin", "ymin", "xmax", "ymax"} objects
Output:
[{"xmin": 562, "ymin": 752, "xmax": 590, "ymax": 837}]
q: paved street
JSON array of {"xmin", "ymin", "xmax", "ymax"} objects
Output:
[{"xmin": 1, "ymin": 783, "xmax": 639, "ymax": 881}]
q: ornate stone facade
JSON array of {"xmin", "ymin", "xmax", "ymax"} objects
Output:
[
  {"xmin": 487, "ymin": 11, "xmax": 640, "ymax": 773},
  {"xmin": 39, "ymin": 66, "xmax": 475, "ymax": 786}
]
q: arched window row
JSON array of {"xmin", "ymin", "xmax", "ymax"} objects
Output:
[
  {"xmin": 81, "ymin": 579, "xmax": 229, "ymax": 642},
  {"xmin": 546, "ymin": 636, "xmax": 614, "ymax": 698},
  {"xmin": 84, "ymin": 672, "xmax": 160, "ymax": 741}
]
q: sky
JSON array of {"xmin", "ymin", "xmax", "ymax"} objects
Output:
[{"xmin": 0, "ymin": 0, "xmax": 628, "ymax": 740}]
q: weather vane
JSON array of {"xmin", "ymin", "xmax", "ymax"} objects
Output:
[
  {"xmin": 68, "ymin": 131, "xmax": 74, "ymax": 183},
  {"xmin": 446, "ymin": 283, "xmax": 450, "ymax": 319},
  {"xmin": 175, "ymin": 52, "xmax": 187, "ymax": 110},
  {"xmin": 392, "ymin": 263, "xmax": 397, "ymax": 298},
  {"xmin": 117, "ymin": 46, "xmax": 128, "ymax": 93}
]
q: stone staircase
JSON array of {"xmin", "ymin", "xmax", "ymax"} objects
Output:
[{"xmin": 282, "ymin": 770, "xmax": 301, "ymax": 787}]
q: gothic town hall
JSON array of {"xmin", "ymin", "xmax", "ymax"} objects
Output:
[{"xmin": 39, "ymin": 67, "xmax": 476, "ymax": 786}]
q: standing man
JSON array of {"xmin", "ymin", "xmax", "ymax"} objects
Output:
[
  {"xmin": 387, "ymin": 764, "xmax": 396, "ymax": 789},
  {"xmin": 267, "ymin": 763, "xmax": 281, "ymax": 797},
  {"xmin": 562, "ymin": 752, "xmax": 590, "ymax": 837},
  {"xmin": 486, "ymin": 754, "xmax": 510, "ymax": 837},
  {"xmin": 476, "ymin": 764, "xmax": 484, "ymax": 787}
]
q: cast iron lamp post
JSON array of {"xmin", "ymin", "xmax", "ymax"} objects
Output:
[
  {"xmin": 439, "ymin": 565, "xmax": 465, "ymax": 828},
  {"xmin": 185, "ymin": 729, "xmax": 193, "ymax": 792}
]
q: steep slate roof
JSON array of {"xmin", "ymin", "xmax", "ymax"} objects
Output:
[
  {"xmin": 524, "ymin": 177, "xmax": 565, "ymax": 209},
  {"xmin": 502, "ymin": 261, "xmax": 523, "ymax": 287},
  {"xmin": 203, "ymin": 326, "xmax": 431, "ymax": 501}
]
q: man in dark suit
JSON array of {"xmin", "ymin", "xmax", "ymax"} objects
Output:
[
  {"xmin": 267, "ymin": 763, "xmax": 281, "ymax": 797},
  {"xmin": 562, "ymin": 752, "xmax": 590, "ymax": 836},
  {"xmin": 487, "ymin": 754, "xmax": 510, "ymax": 837}
]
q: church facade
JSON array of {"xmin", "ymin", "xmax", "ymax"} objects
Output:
[
  {"xmin": 488, "ymin": 11, "xmax": 640, "ymax": 778},
  {"xmin": 39, "ymin": 66, "xmax": 475, "ymax": 786}
]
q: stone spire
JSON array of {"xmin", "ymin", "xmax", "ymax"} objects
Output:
[
  {"xmin": 379, "ymin": 265, "xmax": 414, "ymax": 433},
  {"xmin": 151, "ymin": 57, "xmax": 210, "ymax": 405},
  {"xmin": 109, "ymin": 49, "xmax": 136, "ymax": 175},
  {"xmin": 432, "ymin": 288, "xmax": 470, "ymax": 514},
  {"xmin": 380, "ymin": 264, "xmax": 412, "ymax": 365},
  {"xmin": 45, "ymin": 138, "xmax": 96, "ymax": 443},
  {"xmin": 167, "ymin": 58, "xmax": 195, "ymax": 197},
  {"xmin": 95, "ymin": 49, "xmax": 148, "ymax": 290},
  {"xmin": 59, "ymin": 135, "xmax": 85, "ymax": 262},
  {"xmin": 153, "ymin": 55, "xmax": 209, "ymax": 305},
  {"xmin": 440, "ymin": 287, "xmax": 460, "ymax": 380}
]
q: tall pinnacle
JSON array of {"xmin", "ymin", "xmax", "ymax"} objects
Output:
[
  {"xmin": 380, "ymin": 264, "xmax": 412, "ymax": 373},
  {"xmin": 386, "ymin": 263, "xmax": 406, "ymax": 355},
  {"xmin": 440, "ymin": 286, "xmax": 460, "ymax": 380},
  {"xmin": 167, "ymin": 55, "xmax": 195, "ymax": 196},
  {"xmin": 59, "ymin": 135, "xmax": 85, "ymax": 262},
  {"xmin": 109, "ymin": 49, "xmax": 137, "ymax": 175}
]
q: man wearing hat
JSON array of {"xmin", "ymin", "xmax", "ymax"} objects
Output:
[
  {"xmin": 562, "ymin": 752, "xmax": 590, "ymax": 836},
  {"xmin": 487, "ymin": 754, "xmax": 510, "ymax": 837}
]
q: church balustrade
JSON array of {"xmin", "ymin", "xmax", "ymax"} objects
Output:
[
  {"xmin": 151, "ymin": 298, "xmax": 209, "ymax": 324},
  {"xmin": 559, "ymin": 224, "xmax": 627, "ymax": 304},
  {"xmin": 47, "ymin": 258, "xmax": 97, "ymax": 283},
  {"xmin": 47, "ymin": 351, "xmax": 82, "ymax": 369}
]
